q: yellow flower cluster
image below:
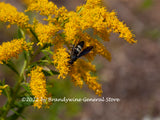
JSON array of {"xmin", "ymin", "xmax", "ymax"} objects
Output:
[
  {"xmin": 64, "ymin": 12, "xmax": 80, "ymax": 42},
  {"xmin": 29, "ymin": 66, "xmax": 47, "ymax": 109},
  {"xmin": 35, "ymin": 23, "xmax": 60, "ymax": 46},
  {"xmin": 53, "ymin": 48, "xmax": 70, "ymax": 79},
  {"xmin": 0, "ymin": 39, "xmax": 29, "ymax": 64},
  {"xmin": 69, "ymin": 59, "xmax": 102, "ymax": 96},
  {"xmin": 0, "ymin": 0, "xmax": 137, "ymax": 98},
  {"xmin": 105, "ymin": 11, "xmax": 136, "ymax": 43},
  {"xmin": 25, "ymin": 0, "xmax": 58, "ymax": 16},
  {"xmin": 26, "ymin": 1, "xmax": 68, "ymax": 31},
  {"xmin": 0, "ymin": 2, "xmax": 29, "ymax": 28},
  {"xmin": 64, "ymin": 1, "xmax": 136, "ymax": 44},
  {"xmin": 49, "ymin": 0, "xmax": 136, "ymax": 95},
  {"xmin": 0, "ymin": 85, "xmax": 8, "ymax": 95},
  {"xmin": 84, "ymin": 72, "xmax": 102, "ymax": 96}
]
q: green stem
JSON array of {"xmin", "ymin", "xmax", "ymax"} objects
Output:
[
  {"xmin": 1, "ymin": 59, "xmax": 27, "ymax": 119},
  {"xmin": 1, "ymin": 27, "xmax": 41, "ymax": 119},
  {"xmin": 0, "ymin": 79, "xmax": 22, "ymax": 119}
]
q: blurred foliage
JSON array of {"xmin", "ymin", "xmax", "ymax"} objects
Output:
[
  {"xmin": 141, "ymin": 0, "xmax": 153, "ymax": 10},
  {"xmin": 23, "ymin": 77, "xmax": 87, "ymax": 120},
  {"xmin": 143, "ymin": 29, "xmax": 160, "ymax": 40}
]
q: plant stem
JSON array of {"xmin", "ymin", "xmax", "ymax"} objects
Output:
[{"xmin": 0, "ymin": 60, "xmax": 27, "ymax": 119}]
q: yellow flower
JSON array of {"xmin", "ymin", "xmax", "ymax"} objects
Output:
[
  {"xmin": 0, "ymin": 85, "xmax": 8, "ymax": 95},
  {"xmin": 83, "ymin": 72, "xmax": 102, "ymax": 96},
  {"xmin": 69, "ymin": 59, "xmax": 102, "ymax": 96},
  {"xmin": 25, "ymin": 0, "xmax": 136, "ymax": 97},
  {"xmin": 29, "ymin": 66, "xmax": 47, "ymax": 109},
  {"xmin": 53, "ymin": 48, "xmax": 70, "ymax": 79},
  {"xmin": 75, "ymin": 2, "xmax": 136, "ymax": 44},
  {"xmin": 64, "ymin": 11, "xmax": 80, "ymax": 42},
  {"xmin": 25, "ymin": 0, "xmax": 68, "ymax": 24},
  {"xmin": 25, "ymin": 0, "xmax": 58, "ymax": 16},
  {"xmin": 35, "ymin": 23, "xmax": 60, "ymax": 46},
  {"xmin": 0, "ymin": 38, "xmax": 30, "ymax": 64},
  {"xmin": 70, "ymin": 73, "xmax": 84, "ymax": 88},
  {"xmin": 105, "ymin": 11, "xmax": 137, "ymax": 44},
  {"xmin": 55, "ymin": 6, "xmax": 68, "ymax": 22},
  {"xmin": 0, "ymin": 2, "xmax": 29, "ymax": 28}
]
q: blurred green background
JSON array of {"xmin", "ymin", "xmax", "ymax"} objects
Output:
[{"xmin": 0, "ymin": 0, "xmax": 160, "ymax": 120}]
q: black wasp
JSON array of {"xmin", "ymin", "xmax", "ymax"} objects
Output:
[{"xmin": 68, "ymin": 41, "xmax": 93, "ymax": 64}]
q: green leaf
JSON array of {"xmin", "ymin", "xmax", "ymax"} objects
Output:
[
  {"xmin": 77, "ymin": 7, "xmax": 84, "ymax": 14},
  {"xmin": 41, "ymin": 49, "xmax": 53, "ymax": 55},
  {"xmin": 9, "ymin": 108, "xmax": 26, "ymax": 120},
  {"xmin": 42, "ymin": 69, "xmax": 59, "ymax": 76},
  {"xmin": 17, "ymin": 28, "xmax": 25, "ymax": 39},
  {"xmin": 41, "ymin": 49, "xmax": 53, "ymax": 62},
  {"xmin": 39, "ymin": 60, "xmax": 51, "ymax": 64},
  {"xmin": 21, "ymin": 83, "xmax": 31, "ymax": 93},
  {"xmin": 20, "ymin": 60, "xmax": 27, "ymax": 77},
  {"xmin": 7, "ymin": 107, "xmax": 27, "ymax": 120},
  {"xmin": 3, "ymin": 61, "xmax": 19, "ymax": 76},
  {"xmin": 41, "ymin": 43, "xmax": 52, "ymax": 49},
  {"xmin": 23, "ymin": 51, "xmax": 27, "ymax": 61},
  {"xmin": 60, "ymin": 18, "xmax": 69, "ymax": 27},
  {"xmin": 59, "ymin": 33, "xmax": 66, "ymax": 38},
  {"xmin": 0, "ymin": 79, "xmax": 5, "ymax": 86},
  {"xmin": 25, "ymin": 65, "xmax": 35, "ymax": 75},
  {"xmin": 29, "ymin": 28, "xmax": 39, "ymax": 42}
]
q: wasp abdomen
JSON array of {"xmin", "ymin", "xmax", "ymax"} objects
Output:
[
  {"xmin": 69, "ymin": 41, "xmax": 92, "ymax": 65},
  {"xmin": 74, "ymin": 41, "xmax": 84, "ymax": 54}
]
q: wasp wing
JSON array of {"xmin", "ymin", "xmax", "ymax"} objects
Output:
[{"xmin": 77, "ymin": 46, "xmax": 93, "ymax": 58}]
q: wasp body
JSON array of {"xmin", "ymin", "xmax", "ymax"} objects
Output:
[{"xmin": 68, "ymin": 41, "xmax": 93, "ymax": 64}]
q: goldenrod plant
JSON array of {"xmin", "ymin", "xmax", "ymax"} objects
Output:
[{"xmin": 0, "ymin": 0, "xmax": 137, "ymax": 119}]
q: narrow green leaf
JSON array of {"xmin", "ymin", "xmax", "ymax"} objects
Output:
[
  {"xmin": 39, "ymin": 60, "xmax": 50, "ymax": 64},
  {"xmin": 20, "ymin": 60, "xmax": 27, "ymax": 77},
  {"xmin": 17, "ymin": 29, "xmax": 23, "ymax": 39},
  {"xmin": 42, "ymin": 69, "xmax": 59, "ymax": 76},
  {"xmin": 17, "ymin": 28, "xmax": 25, "ymax": 39},
  {"xmin": 3, "ymin": 61, "xmax": 19, "ymax": 76},
  {"xmin": 29, "ymin": 28, "xmax": 39, "ymax": 42},
  {"xmin": 50, "ymin": 70, "xmax": 60, "ymax": 75},
  {"xmin": 77, "ymin": 7, "xmax": 84, "ymax": 14},
  {"xmin": 7, "ymin": 107, "xmax": 26, "ymax": 120},
  {"xmin": 21, "ymin": 83, "xmax": 30, "ymax": 93},
  {"xmin": 10, "ymin": 108, "xmax": 26, "ymax": 119},
  {"xmin": 23, "ymin": 51, "xmax": 28, "ymax": 61},
  {"xmin": 41, "ymin": 49, "xmax": 53, "ymax": 55},
  {"xmin": 41, "ymin": 43, "xmax": 52, "ymax": 49},
  {"xmin": 60, "ymin": 18, "xmax": 69, "ymax": 27}
]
